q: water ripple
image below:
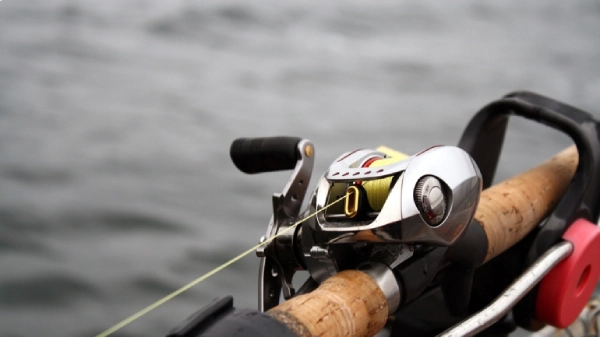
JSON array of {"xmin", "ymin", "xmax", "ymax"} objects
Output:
[
  {"xmin": 0, "ymin": 274, "xmax": 99, "ymax": 308},
  {"xmin": 94, "ymin": 212, "xmax": 188, "ymax": 233},
  {"xmin": 1, "ymin": 166, "xmax": 72, "ymax": 185}
]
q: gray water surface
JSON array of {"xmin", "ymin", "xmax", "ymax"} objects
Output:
[{"xmin": 0, "ymin": 1, "xmax": 599, "ymax": 336}]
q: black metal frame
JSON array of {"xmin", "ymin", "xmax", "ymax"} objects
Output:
[{"xmin": 457, "ymin": 91, "xmax": 600, "ymax": 332}]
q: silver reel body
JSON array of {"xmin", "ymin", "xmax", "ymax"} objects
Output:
[{"xmin": 250, "ymin": 139, "xmax": 482, "ymax": 312}]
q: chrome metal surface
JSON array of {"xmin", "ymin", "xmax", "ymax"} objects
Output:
[
  {"xmin": 281, "ymin": 139, "xmax": 315, "ymax": 217},
  {"xmin": 301, "ymin": 145, "xmax": 481, "ymax": 287},
  {"xmin": 258, "ymin": 139, "xmax": 315, "ymax": 312},
  {"xmin": 308, "ymin": 245, "xmax": 339, "ymax": 281},
  {"xmin": 327, "ymin": 149, "xmax": 410, "ymax": 181},
  {"xmin": 309, "ymin": 245, "xmax": 330, "ymax": 258},
  {"xmin": 311, "ymin": 146, "xmax": 482, "ymax": 246},
  {"xmin": 439, "ymin": 241, "xmax": 574, "ymax": 337},
  {"xmin": 357, "ymin": 261, "xmax": 401, "ymax": 314},
  {"xmin": 414, "ymin": 176, "xmax": 446, "ymax": 226}
]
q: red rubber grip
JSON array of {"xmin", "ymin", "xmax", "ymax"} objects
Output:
[{"xmin": 536, "ymin": 219, "xmax": 600, "ymax": 328}]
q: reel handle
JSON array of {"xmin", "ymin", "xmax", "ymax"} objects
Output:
[
  {"xmin": 230, "ymin": 137, "xmax": 303, "ymax": 174},
  {"xmin": 267, "ymin": 146, "xmax": 578, "ymax": 337}
]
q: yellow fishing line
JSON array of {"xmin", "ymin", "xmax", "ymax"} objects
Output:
[
  {"xmin": 96, "ymin": 194, "xmax": 350, "ymax": 337},
  {"xmin": 362, "ymin": 149, "xmax": 406, "ymax": 211}
]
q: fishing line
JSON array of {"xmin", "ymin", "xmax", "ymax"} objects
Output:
[
  {"xmin": 96, "ymin": 193, "xmax": 352, "ymax": 337},
  {"xmin": 359, "ymin": 150, "xmax": 406, "ymax": 211}
]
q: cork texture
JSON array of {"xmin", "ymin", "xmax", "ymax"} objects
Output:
[
  {"xmin": 268, "ymin": 270, "xmax": 388, "ymax": 337},
  {"xmin": 477, "ymin": 145, "xmax": 578, "ymax": 262}
]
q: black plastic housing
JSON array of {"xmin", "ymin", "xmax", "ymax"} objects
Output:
[
  {"xmin": 167, "ymin": 296, "xmax": 297, "ymax": 337},
  {"xmin": 230, "ymin": 136, "xmax": 301, "ymax": 174}
]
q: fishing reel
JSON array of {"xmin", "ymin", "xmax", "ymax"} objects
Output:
[
  {"xmin": 169, "ymin": 92, "xmax": 600, "ymax": 337},
  {"xmin": 230, "ymin": 138, "xmax": 482, "ymax": 312}
]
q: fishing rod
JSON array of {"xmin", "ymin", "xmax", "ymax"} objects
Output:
[{"xmin": 166, "ymin": 91, "xmax": 600, "ymax": 337}]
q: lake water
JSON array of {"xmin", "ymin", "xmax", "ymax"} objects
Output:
[{"xmin": 0, "ymin": 1, "xmax": 599, "ymax": 336}]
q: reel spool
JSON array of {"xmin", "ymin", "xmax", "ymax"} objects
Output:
[{"xmin": 343, "ymin": 147, "xmax": 408, "ymax": 218}]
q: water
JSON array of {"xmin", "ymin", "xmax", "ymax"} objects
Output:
[{"xmin": 0, "ymin": 1, "xmax": 599, "ymax": 336}]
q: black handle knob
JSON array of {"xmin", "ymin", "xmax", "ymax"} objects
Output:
[{"xmin": 230, "ymin": 137, "xmax": 302, "ymax": 174}]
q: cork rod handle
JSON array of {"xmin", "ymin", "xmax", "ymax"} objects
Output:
[
  {"xmin": 267, "ymin": 270, "xmax": 388, "ymax": 337},
  {"xmin": 477, "ymin": 145, "xmax": 578, "ymax": 262}
]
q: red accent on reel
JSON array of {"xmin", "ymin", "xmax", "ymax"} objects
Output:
[
  {"xmin": 536, "ymin": 218, "xmax": 600, "ymax": 328},
  {"xmin": 362, "ymin": 157, "xmax": 381, "ymax": 168},
  {"xmin": 355, "ymin": 157, "xmax": 381, "ymax": 186}
]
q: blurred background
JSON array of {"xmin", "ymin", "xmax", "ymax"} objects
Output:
[{"xmin": 0, "ymin": 0, "xmax": 599, "ymax": 336}]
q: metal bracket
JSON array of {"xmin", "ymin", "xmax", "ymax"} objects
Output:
[{"xmin": 257, "ymin": 139, "xmax": 314, "ymax": 312}]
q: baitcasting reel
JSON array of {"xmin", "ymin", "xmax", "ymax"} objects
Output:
[
  {"xmin": 230, "ymin": 138, "xmax": 482, "ymax": 312},
  {"xmin": 169, "ymin": 92, "xmax": 600, "ymax": 337}
]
